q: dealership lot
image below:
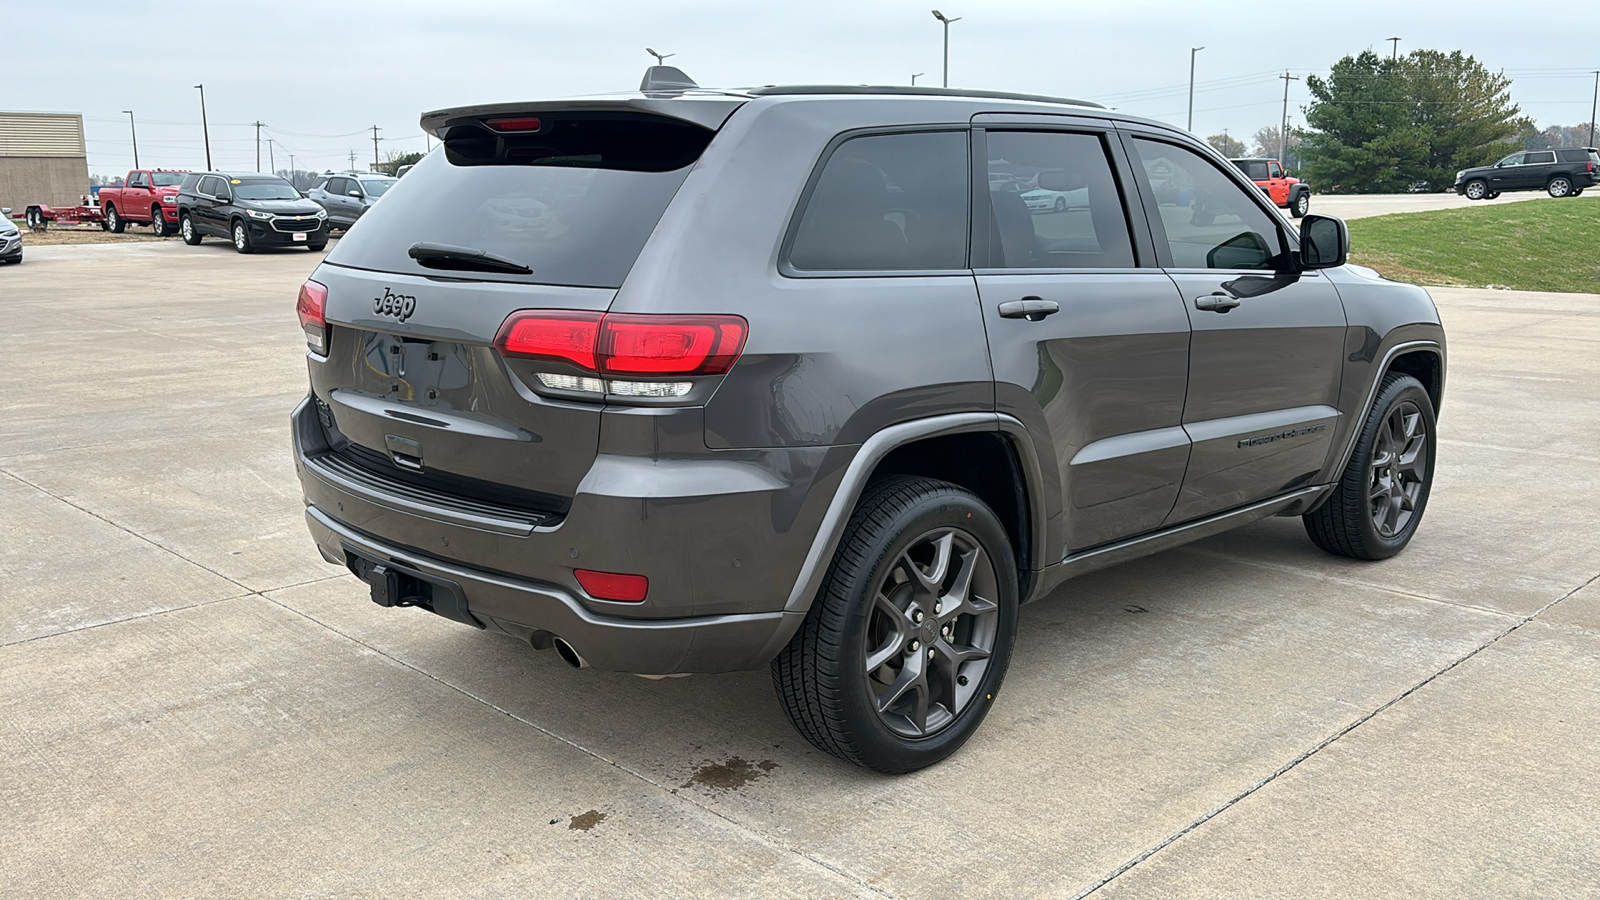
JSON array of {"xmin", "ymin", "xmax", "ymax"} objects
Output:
[{"xmin": 2, "ymin": 242, "xmax": 1597, "ymax": 898}]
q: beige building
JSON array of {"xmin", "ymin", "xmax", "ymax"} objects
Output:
[{"xmin": 0, "ymin": 112, "xmax": 90, "ymax": 215}]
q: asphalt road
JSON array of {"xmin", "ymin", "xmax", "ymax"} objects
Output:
[
  {"xmin": 1310, "ymin": 189, "xmax": 1592, "ymax": 220},
  {"xmin": 3, "ymin": 242, "xmax": 1598, "ymax": 898}
]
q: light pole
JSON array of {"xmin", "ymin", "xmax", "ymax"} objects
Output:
[
  {"xmin": 932, "ymin": 10, "xmax": 961, "ymax": 88},
  {"xmin": 121, "ymin": 110, "xmax": 139, "ymax": 169},
  {"xmin": 194, "ymin": 84, "xmax": 212, "ymax": 169},
  {"xmin": 1188, "ymin": 47, "xmax": 1204, "ymax": 132},
  {"xmin": 646, "ymin": 47, "xmax": 674, "ymax": 66},
  {"xmin": 1590, "ymin": 71, "xmax": 1598, "ymax": 148},
  {"xmin": 912, "ymin": 72, "xmax": 924, "ymax": 86},
  {"xmin": 1386, "ymin": 37, "xmax": 1401, "ymax": 60}
]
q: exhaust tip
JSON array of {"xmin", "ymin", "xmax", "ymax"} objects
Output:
[{"xmin": 552, "ymin": 637, "xmax": 588, "ymax": 669}]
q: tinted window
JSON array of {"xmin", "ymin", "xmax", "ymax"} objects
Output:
[
  {"xmin": 1525, "ymin": 151, "xmax": 1555, "ymax": 165},
  {"xmin": 1234, "ymin": 160, "xmax": 1269, "ymax": 180},
  {"xmin": 127, "ymin": 172, "xmax": 149, "ymax": 189},
  {"xmin": 328, "ymin": 113, "xmax": 713, "ymax": 288},
  {"xmin": 150, "ymin": 172, "xmax": 185, "ymax": 187},
  {"xmin": 178, "ymin": 174, "xmax": 200, "ymax": 192},
  {"xmin": 983, "ymin": 131, "xmax": 1133, "ymax": 269},
  {"xmin": 1131, "ymin": 138, "xmax": 1283, "ymax": 270},
  {"xmin": 233, "ymin": 179, "xmax": 301, "ymax": 200},
  {"xmin": 199, "ymin": 176, "xmax": 225, "ymax": 197},
  {"xmin": 359, "ymin": 177, "xmax": 396, "ymax": 197},
  {"xmin": 789, "ymin": 131, "xmax": 968, "ymax": 272},
  {"xmin": 1269, "ymin": 161, "xmax": 1283, "ymax": 178}
]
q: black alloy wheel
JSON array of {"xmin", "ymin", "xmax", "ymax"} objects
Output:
[
  {"xmin": 773, "ymin": 476, "xmax": 1018, "ymax": 773},
  {"xmin": 1305, "ymin": 373, "xmax": 1436, "ymax": 560}
]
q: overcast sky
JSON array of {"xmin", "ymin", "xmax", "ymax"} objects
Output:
[{"xmin": 10, "ymin": 0, "xmax": 1595, "ymax": 176}]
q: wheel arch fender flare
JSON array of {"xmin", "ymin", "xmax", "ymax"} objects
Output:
[
  {"xmin": 780, "ymin": 412, "xmax": 1051, "ymax": 616},
  {"xmin": 1322, "ymin": 339, "xmax": 1444, "ymax": 495}
]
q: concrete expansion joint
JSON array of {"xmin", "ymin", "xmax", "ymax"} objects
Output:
[
  {"xmin": 1069, "ymin": 569, "xmax": 1600, "ymax": 899},
  {"xmin": 262, "ymin": 596, "xmax": 894, "ymax": 899}
]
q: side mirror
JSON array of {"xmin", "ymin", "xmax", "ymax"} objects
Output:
[
  {"xmin": 348, "ymin": 190, "xmax": 363, "ymax": 198},
  {"xmin": 1298, "ymin": 214, "xmax": 1348, "ymax": 269}
]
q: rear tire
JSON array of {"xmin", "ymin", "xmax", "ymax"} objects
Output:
[
  {"xmin": 150, "ymin": 206, "xmax": 169, "ymax": 238},
  {"xmin": 1291, "ymin": 190, "xmax": 1310, "ymax": 218},
  {"xmin": 772, "ymin": 476, "xmax": 1019, "ymax": 773},
  {"xmin": 180, "ymin": 214, "xmax": 201, "ymax": 245},
  {"xmin": 1463, "ymin": 179, "xmax": 1488, "ymax": 201},
  {"xmin": 1547, "ymin": 176, "xmax": 1573, "ymax": 198},
  {"xmin": 1304, "ymin": 373, "xmax": 1436, "ymax": 560},
  {"xmin": 232, "ymin": 220, "xmax": 253, "ymax": 254},
  {"xmin": 106, "ymin": 204, "xmax": 125, "ymax": 233}
]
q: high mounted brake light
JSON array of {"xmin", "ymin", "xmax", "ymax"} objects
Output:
[
  {"xmin": 494, "ymin": 311, "xmax": 748, "ymax": 391},
  {"xmin": 485, "ymin": 116, "xmax": 543, "ymax": 132},
  {"xmin": 296, "ymin": 280, "xmax": 329, "ymax": 354}
]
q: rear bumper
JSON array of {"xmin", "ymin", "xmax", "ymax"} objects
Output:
[{"xmin": 304, "ymin": 504, "xmax": 800, "ymax": 674}]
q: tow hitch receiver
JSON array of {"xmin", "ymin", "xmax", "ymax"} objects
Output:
[{"xmin": 344, "ymin": 548, "xmax": 484, "ymax": 629}]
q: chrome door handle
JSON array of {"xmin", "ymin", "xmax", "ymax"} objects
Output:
[
  {"xmin": 998, "ymin": 297, "xmax": 1060, "ymax": 321},
  {"xmin": 1194, "ymin": 293, "xmax": 1241, "ymax": 313}
]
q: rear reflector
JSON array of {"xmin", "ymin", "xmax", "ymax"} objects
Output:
[
  {"xmin": 486, "ymin": 116, "xmax": 543, "ymax": 132},
  {"xmin": 574, "ymin": 569, "xmax": 648, "ymax": 602},
  {"xmin": 297, "ymin": 280, "xmax": 329, "ymax": 354},
  {"xmin": 495, "ymin": 311, "xmax": 747, "ymax": 378}
]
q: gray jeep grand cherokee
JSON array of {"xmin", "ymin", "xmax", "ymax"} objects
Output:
[{"xmin": 292, "ymin": 67, "xmax": 1446, "ymax": 773}]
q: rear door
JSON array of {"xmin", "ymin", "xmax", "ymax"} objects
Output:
[
  {"xmin": 197, "ymin": 176, "xmax": 228, "ymax": 234},
  {"xmin": 307, "ymin": 111, "xmax": 719, "ymax": 503},
  {"xmin": 1522, "ymin": 150, "xmax": 1556, "ymax": 189},
  {"xmin": 1121, "ymin": 132, "xmax": 1347, "ymax": 524},
  {"xmin": 973, "ymin": 121, "xmax": 1191, "ymax": 552}
]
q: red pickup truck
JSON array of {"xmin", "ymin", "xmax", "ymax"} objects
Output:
[
  {"xmin": 1229, "ymin": 157, "xmax": 1310, "ymax": 218},
  {"xmin": 97, "ymin": 169, "xmax": 189, "ymax": 237}
]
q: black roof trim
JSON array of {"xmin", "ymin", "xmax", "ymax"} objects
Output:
[{"xmin": 746, "ymin": 84, "xmax": 1105, "ymax": 109}]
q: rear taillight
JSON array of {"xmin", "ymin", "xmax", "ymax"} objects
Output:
[
  {"xmin": 486, "ymin": 116, "xmax": 543, "ymax": 132},
  {"xmin": 296, "ymin": 280, "xmax": 329, "ymax": 354},
  {"xmin": 574, "ymin": 569, "xmax": 648, "ymax": 602},
  {"xmin": 494, "ymin": 311, "xmax": 748, "ymax": 398}
]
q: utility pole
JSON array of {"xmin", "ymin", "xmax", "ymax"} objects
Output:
[
  {"xmin": 370, "ymin": 125, "xmax": 382, "ymax": 170},
  {"xmin": 932, "ymin": 10, "xmax": 961, "ymax": 88},
  {"xmin": 1590, "ymin": 71, "xmax": 1598, "ymax": 148},
  {"xmin": 194, "ymin": 84, "xmax": 212, "ymax": 169},
  {"xmin": 253, "ymin": 121, "xmax": 266, "ymax": 172},
  {"xmin": 1279, "ymin": 70, "xmax": 1300, "ymax": 164},
  {"xmin": 1188, "ymin": 46, "xmax": 1205, "ymax": 132},
  {"xmin": 121, "ymin": 110, "xmax": 139, "ymax": 169},
  {"xmin": 348, "ymin": 150, "xmax": 358, "ymax": 171},
  {"xmin": 912, "ymin": 72, "xmax": 924, "ymax": 86},
  {"xmin": 1386, "ymin": 37, "xmax": 1401, "ymax": 60},
  {"xmin": 289, "ymin": 154, "xmax": 296, "ymax": 189},
  {"xmin": 266, "ymin": 138, "xmax": 275, "ymax": 176}
]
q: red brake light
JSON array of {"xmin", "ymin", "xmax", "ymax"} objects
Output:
[
  {"xmin": 495, "ymin": 311, "xmax": 603, "ymax": 370},
  {"xmin": 574, "ymin": 569, "xmax": 648, "ymax": 602},
  {"xmin": 297, "ymin": 280, "xmax": 329, "ymax": 354},
  {"xmin": 493, "ymin": 311, "xmax": 748, "ymax": 378},
  {"xmin": 486, "ymin": 116, "xmax": 543, "ymax": 132},
  {"xmin": 600, "ymin": 315, "xmax": 747, "ymax": 376}
]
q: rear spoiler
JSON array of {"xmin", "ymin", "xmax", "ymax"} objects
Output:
[{"xmin": 421, "ymin": 94, "xmax": 747, "ymax": 139}]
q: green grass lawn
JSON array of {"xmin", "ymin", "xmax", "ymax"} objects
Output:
[{"xmin": 1347, "ymin": 198, "xmax": 1600, "ymax": 294}]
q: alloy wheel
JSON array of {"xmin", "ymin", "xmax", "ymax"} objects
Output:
[
  {"xmin": 863, "ymin": 527, "xmax": 1000, "ymax": 738},
  {"xmin": 1549, "ymin": 178, "xmax": 1572, "ymax": 198},
  {"xmin": 234, "ymin": 224, "xmax": 246, "ymax": 250},
  {"xmin": 1465, "ymin": 181, "xmax": 1486, "ymax": 200},
  {"xmin": 181, "ymin": 217, "xmax": 193, "ymax": 240},
  {"xmin": 1368, "ymin": 400, "xmax": 1428, "ymax": 538}
]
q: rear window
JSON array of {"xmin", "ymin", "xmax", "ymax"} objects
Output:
[
  {"xmin": 325, "ymin": 112, "xmax": 714, "ymax": 288},
  {"xmin": 1232, "ymin": 160, "xmax": 1269, "ymax": 180}
]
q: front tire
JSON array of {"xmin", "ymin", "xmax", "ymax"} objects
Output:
[
  {"xmin": 150, "ymin": 206, "xmax": 169, "ymax": 237},
  {"xmin": 1054, "ymin": 196, "xmax": 1066, "ymax": 212},
  {"xmin": 1547, "ymin": 176, "xmax": 1573, "ymax": 198},
  {"xmin": 1304, "ymin": 373, "xmax": 1436, "ymax": 560},
  {"xmin": 232, "ymin": 220, "xmax": 253, "ymax": 254},
  {"xmin": 180, "ymin": 214, "xmax": 201, "ymax": 245},
  {"xmin": 1291, "ymin": 191, "xmax": 1310, "ymax": 218},
  {"xmin": 1463, "ymin": 179, "xmax": 1488, "ymax": 201},
  {"xmin": 772, "ymin": 476, "xmax": 1018, "ymax": 773},
  {"xmin": 106, "ymin": 204, "xmax": 125, "ymax": 233}
]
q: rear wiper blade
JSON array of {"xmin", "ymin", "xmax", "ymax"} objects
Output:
[{"xmin": 407, "ymin": 241, "xmax": 532, "ymax": 275}]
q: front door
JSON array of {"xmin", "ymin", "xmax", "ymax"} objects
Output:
[
  {"xmin": 974, "ymin": 127, "xmax": 1192, "ymax": 553},
  {"xmin": 1122, "ymin": 134, "xmax": 1347, "ymax": 525},
  {"xmin": 1488, "ymin": 152, "xmax": 1524, "ymax": 192}
]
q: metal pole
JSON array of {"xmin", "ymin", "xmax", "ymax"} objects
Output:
[
  {"xmin": 289, "ymin": 154, "xmax": 296, "ymax": 189},
  {"xmin": 1280, "ymin": 71, "xmax": 1300, "ymax": 163},
  {"xmin": 932, "ymin": 11, "xmax": 960, "ymax": 88},
  {"xmin": 121, "ymin": 110, "xmax": 138, "ymax": 169},
  {"xmin": 349, "ymin": 150, "xmax": 358, "ymax": 170},
  {"xmin": 253, "ymin": 121, "xmax": 266, "ymax": 172},
  {"xmin": 1387, "ymin": 37, "xmax": 1401, "ymax": 60},
  {"xmin": 1188, "ymin": 47, "xmax": 1204, "ymax": 132},
  {"xmin": 194, "ymin": 85, "xmax": 211, "ymax": 170},
  {"xmin": 371, "ymin": 126, "xmax": 382, "ymax": 169},
  {"xmin": 1590, "ymin": 71, "xmax": 1598, "ymax": 148},
  {"xmin": 912, "ymin": 73, "xmax": 923, "ymax": 86},
  {"xmin": 267, "ymin": 138, "xmax": 275, "ymax": 176}
]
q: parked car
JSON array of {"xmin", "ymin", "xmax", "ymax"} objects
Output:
[
  {"xmin": 1455, "ymin": 148, "xmax": 1600, "ymax": 200},
  {"xmin": 306, "ymin": 173, "xmax": 398, "ymax": 230},
  {"xmin": 96, "ymin": 169, "xmax": 189, "ymax": 236},
  {"xmin": 1229, "ymin": 157, "xmax": 1310, "ymax": 218},
  {"xmin": 290, "ymin": 69, "xmax": 1446, "ymax": 773},
  {"xmin": 0, "ymin": 213, "xmax": 21, "ymax": 264},
  {"xmin": 176, "ymin": 172, "xmax": 329, "ymax": 253},
  {"xmin": 1020, "ymin": 169, "xmax": 1088, "ymax": 212}
]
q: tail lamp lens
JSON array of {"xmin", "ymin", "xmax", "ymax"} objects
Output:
[
  {"xmin": 494, "ymin": 311, "xmax": 747, "ymax": 383},
  {"xmin": 486, "ymin": 116, "xmax": 543, "ymax": 132},
  {"xmin": 296, "ymin": 279, "xmax": 329, "ymax": 354},
  {"xmin": 574, "ymin": 569, "xmax": 648, "ymax": 602},
  {"xmin": 495, "ymin": 311, "xmax": 603, "ymax": 370}
]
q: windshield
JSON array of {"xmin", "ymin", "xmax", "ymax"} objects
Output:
[
  {"xmin": 151, "ymin": 172, "xmax": 186, "ymax": 187},
  {"xmin": 233, "ymin": 181, "xmax": 302, "ymax": 200},
  {"xmin": 359, "ymin": 178, "xmax": 396, "ymax": 197}
]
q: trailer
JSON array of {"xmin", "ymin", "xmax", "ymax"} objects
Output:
[{"xmin": 24, "ymin": 197, "xmax": 109, "ymax": 232}]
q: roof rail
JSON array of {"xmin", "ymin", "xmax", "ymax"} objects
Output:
[{"xmin": 746, "ymin": 84, "xmax": 1104, "ymax": 109}]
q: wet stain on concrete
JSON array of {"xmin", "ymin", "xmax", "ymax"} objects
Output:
[
  {"xmin": 568, "ymin": 810, "xmax": 607, "ymax": 831},
  {"xmin": 683, "ymin": 756, "xmax": 779, "ymax": 792}
]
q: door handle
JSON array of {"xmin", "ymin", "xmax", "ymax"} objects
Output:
[
  {"xmin": 1194, "ymin": 293, "xmax": 1242, "ymax": 313},
  {"xmin": 998, "ymin": 297, "xmax": 1060, "ymax": 321}
]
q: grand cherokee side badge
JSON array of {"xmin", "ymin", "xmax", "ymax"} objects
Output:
[{"xmin": 374, "ymin": 287, "xmax": 416, "ymax": 322}]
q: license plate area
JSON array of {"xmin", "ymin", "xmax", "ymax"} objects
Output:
[
  {"xmin": 293, "ymin": 232, "xmax": 307, "ymax": 241},
  {"xmin": 344, "ymin": 547, "xmax": 483, "ymax": 629}
]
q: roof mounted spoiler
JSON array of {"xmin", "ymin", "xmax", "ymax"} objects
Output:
[{"xmin": 640, "ymin": 65, "xmax": 698, "ymax": 93}]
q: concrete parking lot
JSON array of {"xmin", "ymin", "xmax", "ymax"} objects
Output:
[{"xmin": 3, "ymin": 242, "xmax": 1598, "ymax": 898}]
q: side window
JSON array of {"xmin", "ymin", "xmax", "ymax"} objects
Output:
[
  {"xmin": 127, "ymin": 172, "xmax": 148, "ymax": 189},
  {"xmin": 198, "ymin": 176, "xmax": 219, "ymax": 196},
  {"xmin": 788, "ymin": 131, "xmax": 968, "ymax": 272},
  {"xmin": 322, "ymin": 177, "xmax": 342, "ymax": 195},
  {"xmin": 1268, "ymin": 161, "xmax": 1283, "ymax": 178},
  {"xmin": 1239, "ymin": 160, "xmax": 1269, "ymax": 180},
  {"xmin": 1130, "ymin": 138, "xmax": 1284, "ymax": 271},
  {"xmin": 1500, "ymin": 152, "xmax": 1526, "ymax": 167},
  {"xmin": 982, "ymin": 131, "xmax": 1134, "ymax": 269},
  {"xmin": 178, "ymin": 174, "xmax": 199, "ymax": 193},
  {"xmin": 1525, "ymin": 151, "xmax": 1555, "ymax": 165}
]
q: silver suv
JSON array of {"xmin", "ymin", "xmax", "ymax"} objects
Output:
[{"xmin": 292, "ymin": 67, "xmax": 1446, "ymax": 772}]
